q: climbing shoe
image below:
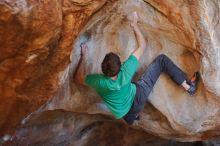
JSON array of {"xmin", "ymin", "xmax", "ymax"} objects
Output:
[{"xmin": 187, "ymin": 72, "xmax": 200, "ymax": 95}]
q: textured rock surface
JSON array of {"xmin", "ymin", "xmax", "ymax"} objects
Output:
[
  {"xmin": 34, "ymin": 0, "xmax": 220, "ymax": 141},
  {"xmin": 8, "ymin": 110, "xmax": 204, "ymax": 146},
  {"xmin": 1, "ymin": 0, "xmax": 220, "ymax": 143},
  {"xmin": 0, "ymin": 0, "xmax": 106, "ymax": 136}
]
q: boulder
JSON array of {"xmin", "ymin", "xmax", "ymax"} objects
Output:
[
  {"xmin": 35, "ymin": 0, "xmax": 220, "ymax": 141},
  {"xmin": 1, "ymin": 0, "xmax": 220, "ymax": 143},
  {"xmin": 8, "ymin": 110, "xmax": 203, "ymax": 146},
  {"xmin": 0, "ymin": 0, "xmax": 106, "ymax": 135}
]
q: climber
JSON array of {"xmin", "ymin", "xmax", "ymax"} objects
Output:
[{"xmin": 74, "ymin": 12, "xmax": 200, "ymax": 125}]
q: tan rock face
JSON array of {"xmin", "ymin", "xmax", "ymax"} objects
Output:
[
  {"xmin": 34, "ymin": 0, "xmax": 220, "ymax": 141},
  {"xmin": 1, "ymin": 0, "xmax": 220, "ymax": 142}
]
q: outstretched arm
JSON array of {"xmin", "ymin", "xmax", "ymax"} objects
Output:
[
  {"xmin": 131, "ymin": 12, "xmax": 147, "ymax": 60},
  {"xmin": 74, "ymin": 43, "xmax": 88, "ymax": 85}
]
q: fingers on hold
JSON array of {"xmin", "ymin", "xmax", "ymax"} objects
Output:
[
  {"xmin": 133, "ymin": 11, "xmax": 138, "ymax": 20},
  {"xmin": 134, "ymin": 11, "xmax": 137, "ymax": 16},
  {"xmin": 80, "ymin": 42, "xmax": 85, "ymax": 47}
]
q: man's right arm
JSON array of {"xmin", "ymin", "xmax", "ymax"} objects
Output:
[{"xmin": 131, "ymin": 12, "xmax": 147, "ymax": 60}]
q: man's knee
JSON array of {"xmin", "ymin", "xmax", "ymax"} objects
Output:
[
  {"xmin": 157, "ymin": 54, "xmax": 168, "ymax": 59},
  {"xmin": 154, "ymin": 54, "xmax": 171, "ymax": 70},
  {"xmin": 155, "ymin": 54, "xmax": 169, "ymax": 62}
]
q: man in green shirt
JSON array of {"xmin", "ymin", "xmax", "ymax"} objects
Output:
[{"xmin": 75, "ymin": 12, "xmax": 199, "ymax": 124}]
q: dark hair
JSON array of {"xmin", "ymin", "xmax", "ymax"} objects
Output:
[{"xmin": 101, "ymin": 52, "xmax": 121, "ymax": 77}]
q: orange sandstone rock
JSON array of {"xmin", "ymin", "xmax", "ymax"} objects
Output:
[{"xmin": 0, "ymin": 0, "xmax": 106, "ymax": 136}]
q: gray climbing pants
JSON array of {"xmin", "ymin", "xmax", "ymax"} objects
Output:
[{"xmin": 123, "ymin": 54, "xmax": 187, "ymax": 124}]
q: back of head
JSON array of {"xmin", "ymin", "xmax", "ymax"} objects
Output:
[{"xmin": 101, "ymin": 52, "xmax": 121, "ymax": 77}]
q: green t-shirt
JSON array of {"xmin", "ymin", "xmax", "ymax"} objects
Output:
[{"xmin": 85, "ymin": 55, "xmax": 139, "ymax": 119}]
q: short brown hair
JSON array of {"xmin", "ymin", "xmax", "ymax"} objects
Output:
[{"xmin": 101, "ymin": 52, "xmax": 121, "ymax": 77}]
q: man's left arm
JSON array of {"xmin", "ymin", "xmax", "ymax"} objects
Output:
[{"xmin": 74, "ymin": 43, "xmax": 88, "ymax": 85}]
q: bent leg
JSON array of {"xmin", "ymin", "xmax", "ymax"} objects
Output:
[
  {"xmin": 124, "ymin": 54, "xmax": 187, "ymax": 125},
  {"xmin": 135, "ymin": 54, "xmax": 187, "ymax": 103}
]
